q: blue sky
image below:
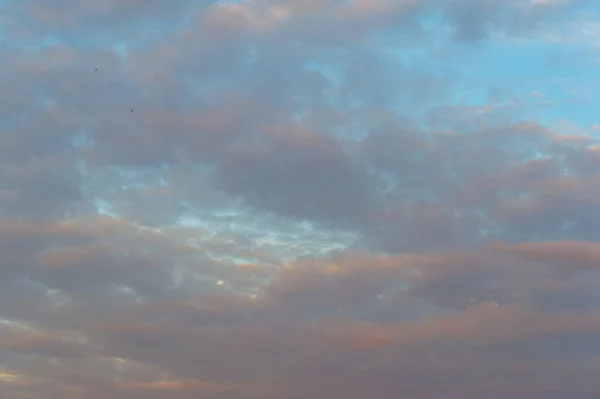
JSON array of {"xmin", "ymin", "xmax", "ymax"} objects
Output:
[{"xmin": 1, "ymin": 0, "xmax": 600, "ymax": 398}]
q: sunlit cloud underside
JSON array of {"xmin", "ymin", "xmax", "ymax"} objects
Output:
[{"xmin": 1, "ymin": 0, "xmax": 600, "ymax": 398}]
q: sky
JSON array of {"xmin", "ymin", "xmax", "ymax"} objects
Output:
[{"xmin": 1, "ymin": 0, "xmax": 600, "ymax": 398}]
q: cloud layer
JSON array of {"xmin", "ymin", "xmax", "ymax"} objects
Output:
[{"xmin": 1, "ymin": 0, "xmax": 600, "ymax": 398}]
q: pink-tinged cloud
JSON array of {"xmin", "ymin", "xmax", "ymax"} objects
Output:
[{"xmin": 1, "ymin": 0, "xmax": 600, "ymax": 398}]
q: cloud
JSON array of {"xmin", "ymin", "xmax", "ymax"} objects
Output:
[{"xmin": 1, "ymin": 0, "xmax": 600, "ymax": 398}]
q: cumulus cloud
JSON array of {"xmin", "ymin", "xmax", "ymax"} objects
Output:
[{"xmin": 1, "ymin": 0, "xmax": 600, "ymax": 398}]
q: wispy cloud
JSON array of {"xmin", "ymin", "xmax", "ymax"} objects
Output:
[{"xmin": 1, "ymin": 0, "xmax": 600, "ymax": 398}]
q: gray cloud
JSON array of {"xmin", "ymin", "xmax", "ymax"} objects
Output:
[{"xmin": 1, "ymin": 0, "xmax": 600, "ymax": 398}]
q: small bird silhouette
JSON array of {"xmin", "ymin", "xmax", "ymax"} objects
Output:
[
  {"xmin": 95, "ymin": 68, "xmax": 98, "ymax": 71},
  {"xmin": 130, "ymin": 109, "xmax": 134, "ymax": 112}
]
